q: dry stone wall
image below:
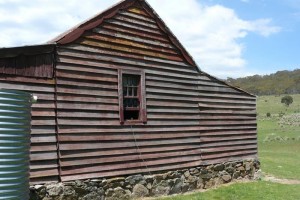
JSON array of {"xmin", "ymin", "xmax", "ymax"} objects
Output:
[{"xmin": 30, "ymin": 159, "xmax": 260, "ymax": 200}]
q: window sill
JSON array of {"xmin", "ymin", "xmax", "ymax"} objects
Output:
[{"xmin": 121, "ymin": 120, "xmax": 146, "ymax": 125}]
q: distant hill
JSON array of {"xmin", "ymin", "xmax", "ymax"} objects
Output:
[{"xmin": 226, "ymin": 69, "xmax": 300, "ymax": 96}]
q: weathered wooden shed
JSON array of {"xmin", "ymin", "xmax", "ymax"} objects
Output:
[{"xmin": 0, "ymin": 0, "xmax": 257, "ymax": 186}]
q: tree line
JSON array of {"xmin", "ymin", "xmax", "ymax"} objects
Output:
[{"xmin": 226, "ymin": 69, "xmax": 300, "ymax": 96}]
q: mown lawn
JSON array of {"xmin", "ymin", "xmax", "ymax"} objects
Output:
[{"xmin": 158, "ymin": 181, "xmax": 300, "ymax": 200}]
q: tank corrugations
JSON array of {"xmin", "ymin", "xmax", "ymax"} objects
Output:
[{"xmin": 0, "ymin": 89, "xmax": 32, "ymax": 200}]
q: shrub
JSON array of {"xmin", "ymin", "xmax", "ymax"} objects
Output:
[
  {"xmin": 266, "ymin": 112, "xmax": 271, "ymax": 117},
  {"xmin": 281, "ymin": 95, "xmax": 293, "ymax": 107}
]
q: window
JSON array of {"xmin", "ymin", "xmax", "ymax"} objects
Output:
[{"xmin": 118, "ymin": 69, "xmax": 147, "ymax": 124}]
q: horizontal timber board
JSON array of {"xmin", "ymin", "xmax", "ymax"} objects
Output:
[
  {"xmin": 78, "ymin": 39, "xmax": 182, "ymax": 62},
  {"xmin": 61, "ymin": 155, "xmax": 201, "ymax": 176},
  {"xmin": 60, "ymin": 138, "xmax": 200, "ymax": 150},
  {"xmin": 83, "ymin": 33, "xmax": 177, "ymax": 55},
  {"xmin": 64, "ymin": 43, "xmax": 192, "ymax": 70},
  {"xmin": 200, "ymin": 139, "xmax": 257, "ymax": 148},
  {"xmin": 61, "ymin": 160, "xmax": 202, "ymax": 181},
  {"xmin": 93, "ymin": 27, "xmax": 173, "ymax": 48},
  {"xmin": 56, "ymin": 103, "xmax": 118, "ymax": 111},
  {"xmin": 56, "ymin": 87, "xmax": 117, "ymax": 97},
  {"xmin": 58, "ymin": 131, "xmax": 200, "ymax": 142},
  {"xmin": 57, "ymin": 95, "xmax": 118, "ymax": 104},
  {"xmin": 202, "ymin": 150, "xmax": 257, "ymax": 160},
  {"xmin": 201, "ymin": 144, "xmax": 257, "ymax": 153},
  {"xmin": 58, "ymin": 126, "xmax": 201, "ymax": 134},
  {"xmin": 61, "ymin": 149, "xmax": 202, "ymax": 167},
  {"xmin": 56, "ymin": 69, "xmax": 118, "ymax": 83},
  {"xmin": 61, "ymin": 145, "xmax": 200, "ymax": 159},
  {"xmin": 101, "ymin": 23, "xmax": 168, "ymax": 43}
]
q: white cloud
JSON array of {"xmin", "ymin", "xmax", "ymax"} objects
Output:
[{"xmin": 0, "ymin": 0, "xmax": 281, "ymax": 78}]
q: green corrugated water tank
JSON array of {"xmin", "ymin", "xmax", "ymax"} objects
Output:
[{"xmin": 0, "ymin": 89, "xmax": 33, "ymax": 200}]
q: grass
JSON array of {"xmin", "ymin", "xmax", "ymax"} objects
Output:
[
  {"xmin": 257, "ymin": 94, "xmax": 300, "ymax": 179},
  {"xmin": 156, "ymin": 94, "xmax": 300, "ymax": 199},
  {"xmin": 158, "ymin": 181, "xmax": 300, "ymax": 200}
]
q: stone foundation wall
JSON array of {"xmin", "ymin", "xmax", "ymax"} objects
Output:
[{"xmin": 30, "ymin": 159, "xmax": 260, "ymax": 200}]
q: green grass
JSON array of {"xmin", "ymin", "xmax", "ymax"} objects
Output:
[
  {"xmin": 158, "ymin": 181, "xmax": 300, "ymax": 200},
  {"xmin": 257, "ymin": 94, "xmax": 300, "ymax": 179}
]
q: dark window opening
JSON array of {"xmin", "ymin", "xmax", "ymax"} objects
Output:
[
  {"xmin": 118, "ymin": 70, "xmax": 147, "ymax": 124},
  {"xmin": 123, "ymin": 74, "xmax": 140, "ymax": 120}
]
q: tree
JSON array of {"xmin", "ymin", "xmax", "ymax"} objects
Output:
[{"xmin": 281, "ymin": 95, "xmax": 293, "ymax": 107}]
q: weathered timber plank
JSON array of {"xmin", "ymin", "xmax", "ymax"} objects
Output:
[
  {"xmin": 61, "ymin": 149, "xmax": 202, "ymax": 167},
  {"xmin": 0, "ymin": 76, "xmax": 55, "ymax": 85},
  {"xmin": 114, "ymin": 14, "xmax": 159, "ymax": 29},
  {"xmin": 198, "ymin": 98, "xmax": 256, "ymax": 105},
  {"xmin": 0, "ymin": 82, "xmax": 54, "ymax": 92},
  {"xmin": 61, "ymin": 145, "xmax": 200, "ymax": 159},
  {"xmin": 84, "ymin": 33, "xmax": 177, "ymax": 54},
  {"xmin": 198, "ymin": 115, "xmax": 256, "ymax": 120},
  {"xmin": 57, "ymin": 119, "xmax": 119, "ymax": 126},
  {"xmin": 200, "ymin": 135, "xmax": 257, "ymax": 142},
  {"xmin": 60, "ymin": 138, "xmax": 200, "ymax": 150},
  {"xmin": 147, "ymin": 100, "xmax": 198, "ymax": 108},
  {"xmin": 93, "ymin": 28, "xmax": 173, "ymax": 48},
  {"xmin": 201, "ymin": 144, "xmax": 257, "ymax": 153},
  {"xmin": 64, "ymin": 43, "xmax": 192, "ymax": 69},
  {"xmin": 30, "ymin": 144, "xmax": 57, "ymax": 152},
  {"xmin": 57, "ymin": 111, "xmax": 118, "ymax": 119},
  {"xmin": 147, "ymin": 75, "xmax": 198, "ymax": 85},
  {"xmin": 59, "ymin": 131, "xmax": 200, "ymax": 142},
  {"xmin": 31, "ymin": 119, "xmax": 56, "ymax": 126},
  {"xmin": 78, "ymin": 39, "xmax": 182, "ymax": 62},
  {"xmin": 58, "ymin": 126, "xmax": 201, "ymax": 134},
  {"xmin": 198, "ymin": 103, "xmax": 255, "ymax": 110},
  {"xmin": 56, "ymin": 87, "xmax": 117, "ymax": 97},
  {"xmin": 102, "ymin": 23, "xmax": 169, "ymax": 42},
  {"xmin": 119, "ymin": 10, "xmax": 156, "ymax": 23},
  {"xmin": 56, "ymin": 69, "xmax": 118, "ymax": 83},
  {"xmin": 56, "ymin": 103, "xmax": 119, "ymax": 111},
  {"xmin": 146, "ymin": 88, "xmax": 198, "ymax": 96},
  {"xmin": 199, "ymin": 120, "xmax": 257, "ymax": 126},
  {"xmin": 200, "ymin": 130, "xmax": 256, "ymax": 136},
  {"xmin": 31, "ymin": 135, "xmax": 57, "ymax": 143},
  {"xmin": 147, "ymin": 108, "xmax": 199, "ymax": 114},
  {"xmin": 107, "ymin": 19, "xmax": 162, "ymax": 35},
  {"xmin": 56, "ymin": 78, "xmax": 117, "ymax": 90},
  {"xmin": 199, "ymin": 109, "xmax": 257, "ymax": 115},
  {"xmin": 56, "ymin": 64, "xmax": 117, "ymax": 76},
  {"xmin": 31, "ymin": 110, "xmax": 56, "ymax": 117},
  {"xmin": 30, "ymin": 169, "xmax": 60, "ymax": 178},
  {"xmin": 200, "ymin": 139, "xmax": 257, "ymax": 148},
  {"xmin": 60, "ymin": 156, "xmax": 201, "ymax": 176},
  {"xmin": 146, "ymin": 94, "xmax": 198, "ymax": 102},
  {"xmin": 198, "ymin": 92, "xmax": 256, "ymax": 100},
  {"xmin": 202, "ymin": 150, "xmax": 257, "ymax": 160},
  {"xmin": 148, "ymin": 113, "xmax": 200, "ymax": 120},
  {"xmin": 147, "ymin": 80, "xmax": 198, "ymax": 91},
  {"xmin": 30, "ymin": 152, "xmax": 58, "ymax": 161},
  {"xmin": 127, "ymin": 7, "xmax": 151, "ymax": 17},
  {"xmin": 57, "ymin": 95, "xmax": 118, "ymax": 104}
]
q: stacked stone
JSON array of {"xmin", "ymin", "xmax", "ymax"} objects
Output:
[{"xmin": 30, "ymin": 159, "xmax": 260, "ymax": 200}]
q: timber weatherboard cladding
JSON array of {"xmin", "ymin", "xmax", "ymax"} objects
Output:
[
  {"xmin": 55, "ymin": 5, "xmax": 202, "ymax": 182},
  {"xmin": 197, "ymin": 73, "xmax": 257, "ymax": 164},
  {"xmin": 0, "ymin": 0, "xmax": 257, "ymax": 184}
]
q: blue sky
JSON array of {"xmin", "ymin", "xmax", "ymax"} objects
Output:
[{"xmin": 0, "ymin": 0, "xmax": 299, "ymax": 78}]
